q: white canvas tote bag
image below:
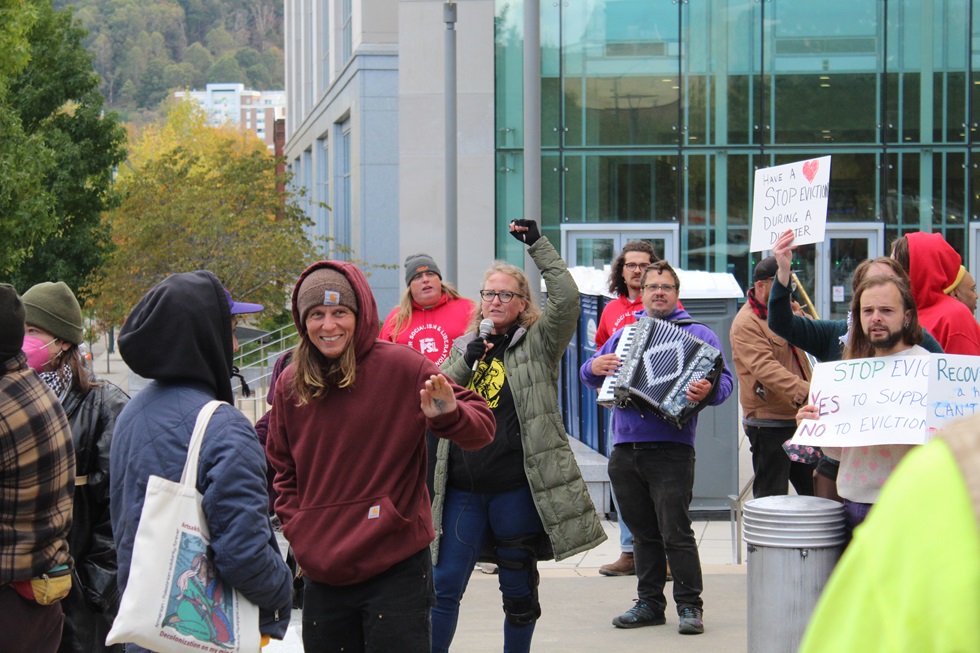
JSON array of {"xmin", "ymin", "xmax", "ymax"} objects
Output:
[{"xmin": 107, "ymin": 400, "xmax": 261, "ymax": 652}]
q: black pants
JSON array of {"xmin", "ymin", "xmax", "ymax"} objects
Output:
[
  {"xmin": 302, "ymin": 547, "xmax": 434, "ymax": 653},
  {"xmin": 0, "ymin": 585, "xmax": 64, "ymax": 653},
  {"xmin": 745, "ymin": 424, "xmax": 815, "ymax": 498},
  {"xmin": 609, "ymin": 442, "xmax": 702, "ymax": 616}
]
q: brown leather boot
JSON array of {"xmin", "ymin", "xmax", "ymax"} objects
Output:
[{"xmin": 599, "ymin": 552, "xmax": 635, "ymax": 576}]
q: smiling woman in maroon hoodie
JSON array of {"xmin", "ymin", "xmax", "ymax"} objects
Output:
[{"xmin": 265, "ymin": 260, "xmax": 494, "ymax": 653}]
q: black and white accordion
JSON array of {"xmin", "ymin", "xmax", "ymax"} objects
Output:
[{"xmin": 597, "ymin": 317, "xmax": 723, "ymax": 429}]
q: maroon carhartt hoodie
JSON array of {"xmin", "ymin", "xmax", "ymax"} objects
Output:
[{"xmin": 265, "ymin": 260, "xmax": 493, "ymax": 586}]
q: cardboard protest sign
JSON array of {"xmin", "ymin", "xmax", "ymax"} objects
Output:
[
  {"xmin": 793, "ymin": 354, "xmax": 980, "ymax": 448},
  {"xmin": 750, "ymin": 156, "xmax": 831, "ymax": 252},
  {"xmin": 927, "ymin": 354, "xmax": 980, "ymax": 432},
  {"xmin": 792, "ymin": 355, "xmax": 930, "ymax": 448}
]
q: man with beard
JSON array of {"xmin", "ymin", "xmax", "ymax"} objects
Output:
[
  {"xmin": 796, "ymin": 274, "xmax": 927, "ymax": 537},
  {"xmin": 594, "ymin": 241, "xmax": 659, "ymax": 348},
  {"xmin": 581, "ymin": 261, "xmax": 733, "ymax": 636}
]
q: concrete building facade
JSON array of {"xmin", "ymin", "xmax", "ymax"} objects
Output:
[{"xmin": 285, "ymin": 0, "xmax": 980, "ymax": 322}]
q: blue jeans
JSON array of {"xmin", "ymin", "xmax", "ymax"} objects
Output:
[
  {"xmin": 608, "ymin": 442, "xmax": 703, "ymax": 616},
  {"xmin": 431, "ymin": 484, "xmax": 544, "ymax": 653},
  {"xmin": 302, "ymin": 548, "xmax": 433, "ymax": 653},
  {"xmin": 610, "ymin": 488, "xmax": 634, "ymax": 552}
]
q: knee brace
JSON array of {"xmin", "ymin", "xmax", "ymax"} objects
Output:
[
  {"xmin": 495, "ymin": 535, "xmax": 541, "ymax": 626},
  {"xmin": 501, "ymin": 595, "xmax": 541, "ymax": 627}
]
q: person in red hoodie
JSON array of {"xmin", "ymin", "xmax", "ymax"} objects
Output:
[
  {"xmin": 891, "ymin": 231, "xmax": 980, "ymax": 355},
  {"xmin": 380, "ymin": 254, "xmax": 475, "ymax": 365},
  {"xmin": 265, "ymin": 260, "xmax": 494, "ymax": 653},
  {"xmin": 594, "ymin": 241, "xmax": 659, "ymax": 348}
]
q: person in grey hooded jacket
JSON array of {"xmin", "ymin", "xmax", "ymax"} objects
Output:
[{"xmin": 109, "ymin": 271, "xmax": 292, "ymax": 649}]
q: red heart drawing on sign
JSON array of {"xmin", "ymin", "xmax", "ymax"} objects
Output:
[{"xmin": 802, "ymin": 160, "xmax": 819, "ymax": 183}]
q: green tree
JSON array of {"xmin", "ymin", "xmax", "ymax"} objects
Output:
[
  {"xmin": 0, "ymin": 0, "xmax": 37, "ymax": 81},
  {"xmin": 260, "ymin": 46, "xmax": 283, "ymax": 87},
  {"xmin": 86, "ymin": 102, "xmax": 318, "ymax": 326},
  {"xmin": 204, "ymin": 25, "xmax": 235, "ymax": 58},
  {"xmin": 245, "ymin": 63, "xmax": 270, "ymax": 90},
  {"xmin": 118, "ymin": 77, "xmax": 136, "ymax": 106},
  {"xmin": 1, "ymin": 0, "xmax": 126, "ymax": 289},
  {"xmin": 183, "ymin": 41, "xmax": 212, "ymax": 76},
  {"xmin": 136, "ymin": 58, "xmax": 169, "ymax": 107},
  {"xmin": 234, "ymin": 46, "xmax": 260, "ymax": 70},
  {"xmin": 163, "ymin": 61, "xmax": 198, "ymax": 90},
  {"xmin": 206, "ymin": 54, "xmax": 246, "ymax": 84}
]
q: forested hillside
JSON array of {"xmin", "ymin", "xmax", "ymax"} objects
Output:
[{"xmin": 55, "ymin": 0, "xmax": 284, "ymax": 118}]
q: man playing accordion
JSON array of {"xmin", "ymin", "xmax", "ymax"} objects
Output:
[{"xmin": 580, "ymin": 260, "xmax": 733, "ymax": 637}]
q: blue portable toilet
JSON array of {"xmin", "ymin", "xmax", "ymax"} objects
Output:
[
  {"xmin": 576, "ymin": 294, "xmax": 601, "ymax": 451},
  {"xmin": 561, "ymin": 320, "xmax": 579, "ymax": 438}
]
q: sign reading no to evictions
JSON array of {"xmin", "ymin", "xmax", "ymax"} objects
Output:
[
  {"xmin": 749, "ymin": 156, "xmax": 831, "ymax": 252},
  {"xmin": 791, "ymin": 354, "xmax": 980, "ymax": 448}
]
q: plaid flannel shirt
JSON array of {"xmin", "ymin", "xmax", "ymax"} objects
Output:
[{"xmin": 0, "ymin": 353, "xmax": 75, "ymax": 584}]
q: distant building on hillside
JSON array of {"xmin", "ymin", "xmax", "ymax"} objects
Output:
[{"xmin": 175, "ymin": 83, "xmax": 285, "ymax": 151}]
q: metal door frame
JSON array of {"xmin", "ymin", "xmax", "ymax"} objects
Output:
[
  {"xmin": 560, "ymin": 223, "xmax": 680, "ymax": 269},
  {"xmin": 968, "ymin": 222, "xmax": 980, "ymax": 318},
  {"xmin": 816, "ymin": 222, "xmax": 885, "ymax": 320}
]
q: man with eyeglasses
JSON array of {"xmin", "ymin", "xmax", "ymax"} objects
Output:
[
  {"xmin": 580, "ymin": 260, "xmax": 733, "ymax": 637},
  {"xmin": 730, "ymin": 256, "xmax": 815, "ymax": 500},
  {"xmin": 594, "ymin": 241, "xmax": 659, "ymax": 349},
  {"xmin": 593, "ymin": 241, "xmax": 658, "ymax": 578}
]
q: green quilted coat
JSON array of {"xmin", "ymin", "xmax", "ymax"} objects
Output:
[{"xmin": 432, "ymin": 237, "xmax": 607, "ymax": 564}]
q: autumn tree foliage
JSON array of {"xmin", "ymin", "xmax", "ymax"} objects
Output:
[{"xmin": 85, "ymin": 101, "xmax": 318, "ymax": 327}]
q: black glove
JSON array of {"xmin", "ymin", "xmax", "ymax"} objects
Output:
[
  {"xmin": 463, "ymin": 338, "xmax": 489, "ymax": 368},
  {"xmin": 509, "ymin": 219, "xmax": 541, "ymax": 247}
]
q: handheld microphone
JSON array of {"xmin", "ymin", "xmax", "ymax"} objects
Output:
[{"xmin": 472, "ymin": 318, "xmax": 494, "ymax": 372}]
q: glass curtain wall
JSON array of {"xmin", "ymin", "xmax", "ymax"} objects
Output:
[{"xmin": 495, "ymin": 0, "xmax": 979, "ymax": 287}]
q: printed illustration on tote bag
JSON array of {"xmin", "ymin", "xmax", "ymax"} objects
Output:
[{"xmin": 162, "ymin": 531, "xmax": 237, "ymax": 648}]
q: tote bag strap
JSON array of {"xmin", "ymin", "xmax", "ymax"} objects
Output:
[{"xmin": 180, "ymin": 400, "xmax": 225, "ymax": 487}]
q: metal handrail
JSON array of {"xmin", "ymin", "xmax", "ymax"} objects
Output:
[
  {"xmin": 231, "ymin": 323, "xmax": 299, "ymax": 422},
  {"xmin": 728, "ymin": 472, "xmax": 755, "ymax": 565}
]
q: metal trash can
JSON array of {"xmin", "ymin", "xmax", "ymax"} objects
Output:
[{"xmin": 743, "ymin": 496, "xmax": 845, "ymax": 653}]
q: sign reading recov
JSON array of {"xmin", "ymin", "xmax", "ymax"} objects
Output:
[{"xmin": 750, "ymin": 156, "xmax": 831, "ymax": 252}]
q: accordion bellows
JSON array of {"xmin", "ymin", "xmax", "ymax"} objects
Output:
[{"xmin": 597, "ymin": 317, "xmax": 723, "ymax": 429}]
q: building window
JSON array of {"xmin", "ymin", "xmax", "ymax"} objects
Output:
[
  {"xmin": 303, "ymin": 148, "xmax": 314, "ymax": 227},
  {"xmin": 495, "ymin": 0, "xmax": 975, "ymax": 284},
  {"xmin": 341, "ymin": 0, "xmax": 352, "ymax": 63},
  {"xmin": 335, "ymin": 121, "xmax": 352, "ymax": 258},
  {"xmin": 321, "ymin": 0, "xmax": 331, "ymax": 91},
  {"xmin": 316, "ymin": 135, "xmax": 330, "ymax": 250},
  {"xmin": 305, "ymin": 0, "xmax": 314, "ymax": 112}
]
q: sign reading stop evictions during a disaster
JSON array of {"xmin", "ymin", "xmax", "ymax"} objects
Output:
[{"xmin": 749, "ymin": 156, "xmax": 831, "ymax": 252}]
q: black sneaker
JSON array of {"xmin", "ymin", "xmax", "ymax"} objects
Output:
[
  {"xmin": 677, "ymin": 606, "xmax": 704, "ymax": 634},
  {"xmin": 611, "ymin": 600, "xmax": 666, "ymax": 629}
]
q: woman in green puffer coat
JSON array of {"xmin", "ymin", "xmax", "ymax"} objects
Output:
[{"xmin": 430, "ymin": 219, "xmax": 606, "ymax": 653}]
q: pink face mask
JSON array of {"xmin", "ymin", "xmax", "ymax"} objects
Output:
[{"xmin": 22, "ymin": 336, "xmax": 55, "ymax": 372}]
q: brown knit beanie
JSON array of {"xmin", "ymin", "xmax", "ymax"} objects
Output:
[
  {"xmin": 0, "ymin": 284, "xmax": 26, "ymax": 363},
  {"xmin": 296, "ymin": 268, "xmax": 358, "ymax": 322},
  {"xmin": 22, "ymin": 281, "xmax": 84, "ymax": 345}
]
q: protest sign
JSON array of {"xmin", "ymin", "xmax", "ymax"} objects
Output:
[
  {"xmin": 792, "ymin": 355, "xmax": 930, "ymax": 448},
  {"xmin": 927, "ymin": 354, "xmax": 980, "ymax": 432},
  {"xmin": 750, "ymin": 156, "xmax": 831, "ymax": 252},
  {"xmin": 792, "ymin": 353, "xmax": 980, "ymax": 447}
]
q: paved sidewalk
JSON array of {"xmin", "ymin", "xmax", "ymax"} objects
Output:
[
  {"xmin": 267, "ymin": 519, "xmax": 748, "ymax": 653},
  {"xmin": 90, "ymin": 338, "xmax": 751, "ymax": 652}
]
